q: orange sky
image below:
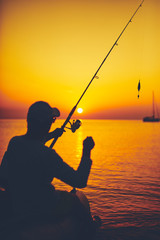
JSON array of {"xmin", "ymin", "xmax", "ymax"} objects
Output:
[{"xmin": 0, "ymin": 0, "xmax": 160, "ymax": 119}]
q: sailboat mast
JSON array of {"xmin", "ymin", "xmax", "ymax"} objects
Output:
[{"xmin": 152, "ymin": 91, "xmax": 155, "ymax": 117}]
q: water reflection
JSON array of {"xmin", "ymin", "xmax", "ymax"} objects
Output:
[{"xmin": 75, "ymin": 129, "xmax": 83, "ymax": 159}]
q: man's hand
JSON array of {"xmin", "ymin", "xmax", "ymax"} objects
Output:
[
  {"xmin": 45, "ymin": 128, "xmax": 65, "ymax": 143},
  {"xmin": 53, "ymin": 128, "xmax": 64, "ymax": 138},
  {"xmin": 83, "ymin": 137, "xmax": 95, "ymax": 158},
  {"xmin": 83, "ymin": 137, "xmax": 95, "ymax": 150}
]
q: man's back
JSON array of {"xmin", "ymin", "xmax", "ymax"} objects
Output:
[{"xmin": 1, "ymin": 135, "xmax": 58, "ymax": 215}]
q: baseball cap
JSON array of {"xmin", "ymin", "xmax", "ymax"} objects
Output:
[{"xmin": 27, "ymin": 101, "xmax": 60, "ymax": 123}]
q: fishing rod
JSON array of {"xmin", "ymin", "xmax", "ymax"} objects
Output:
[{"xmin": 50, "ymin": 0, "xmax": 144, "ymax": 149}]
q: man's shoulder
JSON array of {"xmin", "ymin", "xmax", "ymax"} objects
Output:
[{"xmin": 8, "ymin": 135, "xmax": 24, "ymax": 146}]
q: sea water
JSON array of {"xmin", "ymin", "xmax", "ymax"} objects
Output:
[{"xmin": 0, "ymin": 119, "xmax": 160, "ymax": 229}]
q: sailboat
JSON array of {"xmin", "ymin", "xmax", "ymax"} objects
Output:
[{"xmin": 143, "ymin": 92, "xmax": 160, "ymax": 122}]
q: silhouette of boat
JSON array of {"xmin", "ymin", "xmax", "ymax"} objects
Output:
[{"xmin": 143, "ymin": 92, "xmax": 160, "ymax": 122}]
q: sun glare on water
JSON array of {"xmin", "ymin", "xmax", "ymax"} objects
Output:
[{"xmin": 77, "ymin": 108, "xmax": 83, "ymax": 114}]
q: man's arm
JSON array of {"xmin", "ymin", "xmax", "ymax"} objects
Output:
[{"xmin": 51, "ymin": 137, "xmax": 95, "ymax": 188}]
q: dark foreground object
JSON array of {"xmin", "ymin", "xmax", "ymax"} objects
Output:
[
  {"xmin": 0, "ymin": 188, "xmax": 100, "ymax": 240},
  {"xmin": 0, "ymin": 214, "xmax": 97, "ymax": 240}
]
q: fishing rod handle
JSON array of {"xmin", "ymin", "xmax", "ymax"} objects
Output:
[{"xmin": 50, "ymin": 136, "xmax": 58, "ymax": 148}]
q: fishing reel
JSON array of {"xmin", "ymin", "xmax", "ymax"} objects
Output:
[{"xmin": 65, "ymin": 119, "xmax": 82, "ymax": 133}]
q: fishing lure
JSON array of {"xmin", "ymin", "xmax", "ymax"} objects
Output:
[{"xmin": 137, "ymin": 80, "xmax": 141, "ymax": 98}]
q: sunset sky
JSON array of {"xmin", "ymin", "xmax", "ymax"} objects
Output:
[{"xmin": 0, "ymin": 0, "xmax": 160, "ymax": 119}]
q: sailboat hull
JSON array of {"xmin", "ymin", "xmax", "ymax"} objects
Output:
[{"xmin": 143, "ymin": 116, "xmax": 160, "ymax": 122}]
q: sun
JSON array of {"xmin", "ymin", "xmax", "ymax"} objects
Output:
[{"xmin": 77, "ymin": 108, "xmax": 83, "ymax": 114}]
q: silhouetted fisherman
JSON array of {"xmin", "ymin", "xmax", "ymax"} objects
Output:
[{"xmin": 0, "ymin": 101, "xmax": 96, "ymax": 238}]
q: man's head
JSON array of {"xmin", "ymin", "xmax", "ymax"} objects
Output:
[{"xmin": 27, "ymin": 101, "xmax": 60, "ymax": 137}]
